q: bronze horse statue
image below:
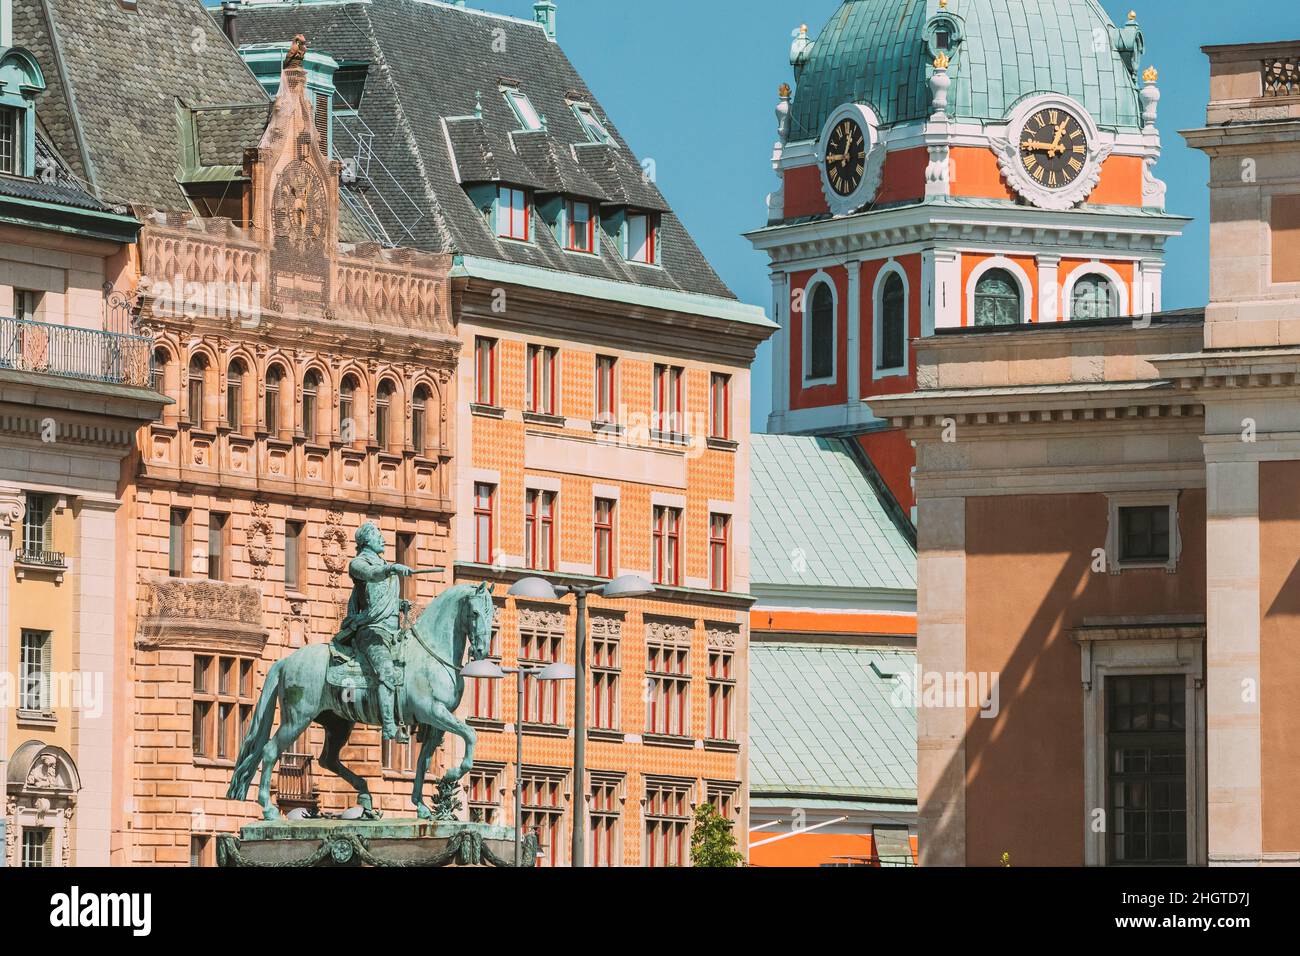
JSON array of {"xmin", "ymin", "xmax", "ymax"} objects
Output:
[{"xmin": 226, "ymin": 582, "xmax": 495, "ymax": 820}]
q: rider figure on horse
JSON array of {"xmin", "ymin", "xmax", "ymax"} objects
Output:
[{"xmin": 335, "ymin": 522, "xmax": 413, "ymax": 742}]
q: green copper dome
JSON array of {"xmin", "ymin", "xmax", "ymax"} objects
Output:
[{"xmin": 788, "ymin": 0, "xmax": 1145, "ymax": 141}]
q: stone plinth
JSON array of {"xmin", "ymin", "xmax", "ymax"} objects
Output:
[{"xmin": 216, "ymin": 818, "xmax": 535, "ymax": 868}]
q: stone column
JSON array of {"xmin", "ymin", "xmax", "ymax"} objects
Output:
[
  {"xmin": 845, "ymin": 260, "xmax": 862, "ymax": 403},
  {"xmin": 928, "ymin": 249, "xmax": 961, "ymax": 332},
  {"xmin": 1037, "ymin": 254, "xmax": 1061, "ymax": 323},
  {"xmin": 1138, "ymin": 258, "xmax": 1165, "ymax": 316},
  {"xmin": 1204, "ymin": 458, "xmax": 1263, "ymax": 864},
  {"xmin": 70, "ymin": 497, "xmax": 119, "ymax": 866},
  {"xmin": 916, "ymin": 495, "xmax": 967, "ymax": 865}
]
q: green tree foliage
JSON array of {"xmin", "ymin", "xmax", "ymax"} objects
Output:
[{"xmin": 689, "ymin": 803, "xmax": 743, "ymax": 867}]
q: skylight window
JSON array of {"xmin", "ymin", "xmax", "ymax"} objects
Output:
[
  {"xmin": 503, "ymin": 87, "xmax": 543, "ymax": 132},
  {"xmin": 572, "ymin": 103, "xmax": 613, "ymax": 145}
]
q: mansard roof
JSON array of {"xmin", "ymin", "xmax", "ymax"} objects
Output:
[{"xmin": 233, "ymin": 0, "xmax": 736, "ymax": 300}]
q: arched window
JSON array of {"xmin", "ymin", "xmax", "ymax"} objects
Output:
[
  {"xmin": 1071, "ymin": 274, "xmax": 1119, "ymax": 321},
  {"xmin": 303, "ymin": 369, "xmax": 321, "ymax": 442},
  {"xmin": 187, "ymin": 354, "xmax": 208, "ymax": 426},
  {"xmin": 807, "ymin": 282, "xmax": 835, "ymax": 381},
  {"xmin": 339, "ymin": 374, "xmax": 359, "ymax": 442},
  {"xmin": 879, "ymin": 272, "xmax": 906, "ymax": 371},
  {"xmin": 227, "ymin": 359, "xmax": 247, "ymax": 430},
  {"xmin": 151, "ymin": 348, "xmax": 170, "ymax": 423},
  {"xmin": 265, "ymin": 364, "xmax": 284, "ymax": 434},
  {"xmin": 973, "ymin": 269, "xmax": 1022, "ymax": 327},
  {"xmin": 411, "ymin": 385, "xmax": 429, "ymax": 456},
  {"xmin": 375, "ymin": 379, "xmax": 396, "ymax": 448}
]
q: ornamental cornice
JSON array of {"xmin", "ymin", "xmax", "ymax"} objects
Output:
[{"xmin": 882, "ymin": 394, "xmax": 1204, "ymax": 431}]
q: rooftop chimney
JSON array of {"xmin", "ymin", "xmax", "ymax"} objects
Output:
[
  {"xmin": 221, "ymin": 1, "xmax": 240, "ymax": 46},
  {"xmin": 534, "ymin": 1, "xmax": 557, "ymax": 42}
]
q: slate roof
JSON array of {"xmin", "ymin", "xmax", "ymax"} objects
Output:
[
  {"xmin": 789, "ymin": 0, "xmax": 1145, "ymax": 142},
  {"xmin": 749, "ymin": 433, "xmax": 916, "ymax": 595},
  {"xmin": 0, "ymin": 132, "xmax": 117, "ymax": 214},
  {"xmin": 192, "ymin": 103, "xmax": 273, "ymax": 168},
  {"xmin": 17, "ymin": 0, "xmax": 269, "ymax": 209},
  {"xmin": 234, "ymin": 0, "xmax": 734, "ymax": 299},
  {"xmin": 749, "ymin": 642, "xmax": 917, "ymax": 803}
]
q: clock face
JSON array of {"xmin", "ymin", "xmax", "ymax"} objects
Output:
[
  {"xmin": 1018, "ymin": 108, "xmax": 1089, "ymax": 190},
  {"xmin": 824, "ymin": 117, "xmax": 868, "ymax": 197},
  {"xmin": 272, "ymin": 162, "xmax": 328, "ymax": 251}
]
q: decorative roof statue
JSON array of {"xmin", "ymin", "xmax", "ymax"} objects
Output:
[{"xmin": 284, "ymin": 34, "xmax": 308, "ymax": 69}]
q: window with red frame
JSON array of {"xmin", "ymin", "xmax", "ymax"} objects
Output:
[
  {"xmin": 627, "ymin": 212, "xmax": 658, "ymax": 265},
  {"xmin": 496, "ymin": 186, "xmax": 530, "ymax": 241},
  {"xmin": 644, "ymin": 779, "xmax": 691, "ymax": 867},
  {"xmin": 520, "ymin": 623, "xmax": 564, "ymax": 725},
  {"xmin": 525, "ymin": 489, "xmax": 556, "ymax": 571},
  {"xmin": 465, "ymin": 764, "xmax": 503, "ymax": 824},
  {"xmin": 468, "ymin": 613, "xmax": 501, "ymax": 721},
  {"xmin": 594, "ymin": 498, "xmax": 615, "ymax": 578},
  {"xmin": 709, "ymin": 372, "xmax": 731, "ymax": 439},
  {"xmin": 520, "ymin": 770, "xmax": 566, "ymax": 867},
  {"xmin": 709, "ymin": 513, "xmax": 730, "ymax": 592},
  {"xmin": 525, "ymin": 344, "xmax": 558, "ymax": 415},
  {"xmin": 566, "ymin": 199, "xmax": 595, "ymax": 253},
  {"xmin": 651, "ymin": 505, "xmax": 681, "ymax": 586},
  {"xmin": 474, "ymin": 337, "xmax": 497, "ymax": 406},
  {"xmin": 590, "ymin": 616, "xmax": 621, "ymax": 732},
  {"xmin": 590, "ymin": 775, "xmax": 622, "ymax": 867},
  {"xmin": 473, "ymin": 483, "xmax": 495, "ymax": 565},
  {"xmin": 645, "ymin": 634, "xmax": 689, "ymax": 737},
  {"xmin": 652, "ymin": 364, "xmax": 683, "ymax": 434},
  {"xmin": 707, "ymin": 643, "xmax": 736, "ymax": 742},
  {"xmin": 595, "ymin": 354, "xmax": 617, "ymax": 423}
]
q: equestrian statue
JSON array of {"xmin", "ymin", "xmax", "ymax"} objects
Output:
[{"xmin": 226, "ymin": 522, "xmax": 494, "ymax": 821}]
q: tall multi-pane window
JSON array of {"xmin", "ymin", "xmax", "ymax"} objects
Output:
[
  {"xmin": 879, "ymin": 272, "xmax": 906, "ymax": 370},
  {"xmin": 21, "ymin": 829, "xmax": 49, "ymax": 869},
  {"xmin": 645, "ymin": 626, "xmax": 690, "ymax": 738},
  {"xmin": 807, "ymin": 282, "xmax": 835, "ymax": 381},
  {"xmin": 150, "ymin": 348, "xmax": 169, "ymax": 416},
  {"xmin": 14, "ymin": 289, "xmax": 40, "ymax": 322},
  {"xmin": 652, "ymin": 506, "xmax": 681, "ymax": 587},
  {"xmin": 169, "ymin": 507, "xmax": 190, "ymax": 578},
  {"xmin": 19, "ymin": 629, "xmax": 51, "ymax": 713},
  {"xmin": 496, "ymin": 186, "xmax": 530, "ymax": 241},
  {"xmin": 226, "ymin": 359, "xmax": 245, "ymax": 429},
  {"xmin": 474, "ymin": 337, "xmax": 497, "ymax": 406},
  {"xmin": 594, "ymin": 498, "xmax": 615, "ymax": 578},
  {"xmin": 264, "ymin": 364, "xmax": 284, "ymax": 434},
  {"xmin": 595, "ymin": 354, "xmax": 617, "ymax": 424},
  {"xmin": 302, "ymin": 370, "xmax": 321, "ymax": 441},
  {"xmin": 0, "ymin": 106, "xmax": 24, "ymax": 176},
  {"xmin": 590, "ymin": 775, "xmax": 623, "ymax": 867},
  {"xmin": 1107, "ymin": 674, "xmax": 1188, "ymax": 865},
  {"xmin": 707, "ymin": 639, "xmax": 736, "ymax": 742},
  {"xmin": 192, "ymin": 655, "xmax": 254, "ymax": 761},
  {"xmin": 187, "ymin": 354, "xmax": 208, "ymax": 426},
  {"xmin": 707, "ymin": 782, "xmax": 740, "ymax": 821},
  {"xmin": 411, "ymin": 385, "xmax": 429, "ymax": 455},
  {"xmin": 466, "ymin": 764, "xmax": 504, "ymax": 824},
  {"xmin": 468, "ymin": 612, "xmax": 502, "ymax": 721},
  {"xmin": 208, "ymin": 512, "xmax": 229, "ymax": 581},
  {"xmin": 590, "ymin": 616, "xmax": 621, "ymax": 732},
  {"xmin": 709, "ymin": 513, "xmax": 731, "ymax": 592},
  {"xmin": 21, "ymin": 492, "xmax": 51, "ymax": 556},
  {"xmin": 525, "ymin": 344, "xmax": 558, "ymax": 416},
  {"xmin": 525, "ymin": 490, "xmax": 556, "ymax": 571},
  {"xmin": 653, "ymin": 364, "xmax": 683, "ymax": 434},
  {"xmin": 397, "ymin": 532, "xmax": 417, "ymax": 603},
  {"xmin": 520, "ymin": 620, "xmax": 564, "ymax": 725},
  {"xmin": 375, "ymin": 380, "xmax": 395, "ymax": 447},
  {"xmin": 474, "ymin": 483, "xmax": 495, "ymax": 565},
  {"xmin": 566, "ymin": 199, "xmax": 595, "ymax": 253},
  {"xmin": 520, "ymin": 770, "xmax": 566, "ymax": 867},
  {"xmin": 339, "ymin": 375, "xmax": 358, "ymax": 440},
  {"xmin": 644, "ymin": 779, "xmax": 691, "ymax": 867},
  {"xmin": 284, "ymin": 520, "xmax": 305, "ymax": 592},
  {"xmin": 709, "ymin": 372, "xmax": 731, "ymax": 440},
  {"xmin": 381, "ymin": 737, "xmax": 419, "ymax": 776}
]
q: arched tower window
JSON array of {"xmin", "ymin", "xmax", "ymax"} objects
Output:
[
  {"xmin": 265, "ymin": 364, "xmax": 285, "ymax": 434},
  {"xmin": 879, "ymin": 272, "xmax": 906, "ymax": 370},
  {"xmin": 412, "ymin": 385, "xmax": 430, "ymax": 456},
  {"xmin": 227, "ymin": 359, "xmax": 247, "ymax": 430},
  {"xmin": 1071, "ymin": 274, "xmax": 1119, "ymax": 321},
  {"xmin": 187, "ymin": 354, "xmax": 208, "ymax": 426},
  {"xmin": 974, "ymin": 269, "xmax": 1022, "ymax": 327},
  {"xmin": 339, "ymin": 374, "xmax": 359, "ymax": 442},
  {"xmin": 303, "ymin": 370, "xmax": 322, "ymax": 442},
  {"xmin": 375, "ymin": 379, "xmax": 397, "ymax": 448},
  {"xmin": 807, "ymin": 282, "xmax": 835, "ymax": 381}
]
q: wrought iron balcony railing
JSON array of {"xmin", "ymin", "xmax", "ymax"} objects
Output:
[
  {"xmin": 16, "ymin": 548, "xmax": 67, "ymax": 569},
  {"xmin": 0, "ymin": 315, "xmax": 153, "ymax": 388}
]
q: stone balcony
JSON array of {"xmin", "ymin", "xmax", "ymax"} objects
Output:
[{"xmin": 1204, "ymin": 40, "xmax": 1300, "ymax": 125}]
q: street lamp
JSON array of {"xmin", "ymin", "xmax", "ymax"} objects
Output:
[
  {"xmin": 461, "ymin": 657, "xmax": 575, "ymax": 866},
  {"xmin": 506, "ymin": 573, "xmax": 654, "ymax": 867}
]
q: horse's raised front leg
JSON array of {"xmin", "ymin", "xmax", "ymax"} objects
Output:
[
  {"xmin": 257, "ymin": 712, "xmax": 314, "ymax": 821},
  {"xmin": 411, "ymin": 727, "xmax": 445, "ymax": 820},
  {"xmin": 424, "ymin": 701, "xmax": 476, "ymax": 785},
  {"xmin": 318, "ymin": 712, "xmax": 373, "ymax": 815}
]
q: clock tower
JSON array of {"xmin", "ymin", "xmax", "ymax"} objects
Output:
[{"xmin": 748, "ymin": 1, "xmax": 1188, "ymax": 515}]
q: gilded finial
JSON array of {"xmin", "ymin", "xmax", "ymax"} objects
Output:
[
  {"xmin": 939, "ymin": 0, "xmax": 948, "ymax": 8},
  {"xmin": 799, "ymin": 24, "xmax": 808, "ymax": 34},
  {"xmin": 933, "ymin": 51, "xmax": 950, "ymax": 70},
  {"xmin": 1128, "ymin": 10, "xmax": 1137, "ymax": 21},
  {"xmin": 1143, "ymin": 65, "xmax": 1158, "ymax": 83},
  {"xmin": 778, "ymin": 82, "xmax": 792, "ymax": 98}
]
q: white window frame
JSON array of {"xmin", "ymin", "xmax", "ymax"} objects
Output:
[
  {"xmin": 1105, "ymin": 490, "xmax": 1181, "ymax": 573},
  {"xmin": 502, "ymin": 86, "xmax": 543, "ymax": 132},
  {"xmin": 625, "ymin": 212, "xmax": 659, "ymax": 266},
  {"xmin": 966, "ymin": 256, "xmax": 1034, "ymax": 327},
  {"xmin": 872, "ymin": 260, "xmax": 910, "ymax": 380},
  {"xmin": 571, "ymin": 102, "xmax": 613, "ymax": 145},
  {"xmin": 801, "ymin": 271, "xmax": 839, "ymax": 387},
  {"xmin": 1062, "ymin": 261, "xmax": 1131, "ymax": 322}
]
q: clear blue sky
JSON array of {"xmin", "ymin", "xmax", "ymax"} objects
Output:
[{"xmin": 490, "ymin": 0, "xmax": 1300, "ymax": 430}]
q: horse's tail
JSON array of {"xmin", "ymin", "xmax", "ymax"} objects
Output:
[{"xmin": 225, "ymin": 658, "xmax": 284, "ymax": 801}]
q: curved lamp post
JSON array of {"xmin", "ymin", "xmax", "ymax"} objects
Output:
[
  {"xmin": 461, "ymin": 657, "xmax": 575, "ymax": 866},
  {"xmin": 505, "ymin": 574, "xmax": 654, "ymax": 867}
]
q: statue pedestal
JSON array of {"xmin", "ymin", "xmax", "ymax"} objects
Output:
[{"xmin": 217, "ymin": 818, "xmax": 534, "ymax": 868}]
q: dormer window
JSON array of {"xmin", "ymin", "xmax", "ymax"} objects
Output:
[
  {"xmin": 332, "ymin": 64, "xmax": 369, "ymax": 113},
  {"xmin": 503, "ymin": 87, "xmax": 543, "ymax": 132},
  {"xmin": 496, "ymin": 186, "xmax": 531, "ymax": 241},
  {"xmin": 626, "ymin": 212, "xmax": 659, "ymax": 265},
  {"xmin": 0, "ymin": 107, "xmax": 24, "ymax": 176},
  {"xmin": 565, "ymin": 199, "xmax": 596, "ymax": 254},
  {"xmin": 572, "ymin": 103, "xmax": 613, "ymax": 145}
]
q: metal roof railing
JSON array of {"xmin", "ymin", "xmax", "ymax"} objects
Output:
[{"xmin": 0, "ymin": 315, "xmax": 153, "ymax": 388}]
